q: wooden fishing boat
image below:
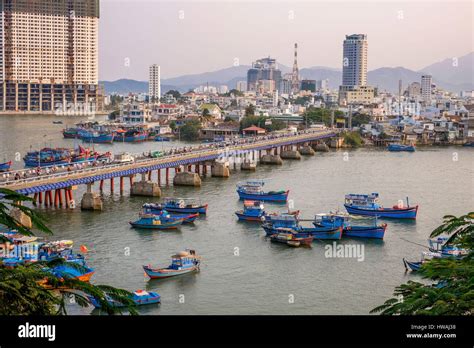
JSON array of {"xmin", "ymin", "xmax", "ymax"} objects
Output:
[
  {"xmin": 388, "ymin": 144, "xmax": 415, "ymax": 152},
  {"xmin": 114, "ymin": 129, "xmax": 148, "ymax": 143},
  {"xmin": 143, "ymin": 198, "xmax": 208, "ymax": 215},
  {"xmin": 129, "ymin": 213, "xmax": 184, "ymax": 229},
  {"xmin": 141, "ymin": 207, "xmax": 199, "ymax": 224},
  {"xmin": 236, "ymin": 180, "xmax": 289, "ymax": 202},
  {"xmin": 0, "ymin": 161, "xmax": 12, "ymax": 172},
  {"xmin": 88, "ymin": 289, "xmax": 161, "ymax": 308},
  {"xmin": 403, "ymin": 251, "xmax": 442, "ymax": 272},
  {"xmin": 81, "ymin": 131, "xmax": 115, "ymax": 144},
  {"xmin": 143, "ymin": 249, "xmax": 201, "ymax": 279},
  {"xmin": 235, "ymin": 200, "xmax": 266, "ymax": 221},
  {"xmin": 428, "ymin": 237, "xmax": 470, "ymax": 259},
  {"xmin": 49, "ymin": 263, "xmax": 95, "ymax": 282},
  {"xmin": 313, "ymin": 213, "xmax": 387, "ymax": 239},
  {"xmin": 344, "ymin": 193, "xmax": 418, "ymax": 219},
  {"xmin": 269, "ymin": 231, "xmax": 313, "ymax": 247}
]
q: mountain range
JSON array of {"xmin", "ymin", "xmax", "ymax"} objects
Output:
[{"xmin": 101, "ymin": 52, "xmax": 473, "ymax": 95}]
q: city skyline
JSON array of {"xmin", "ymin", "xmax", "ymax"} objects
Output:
[{"xmin": 99, "ymin": 0, "xmax": 473, "ymax": 81}]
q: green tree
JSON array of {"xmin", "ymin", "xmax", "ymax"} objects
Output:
[
  {"xmin": 169, "ymin": 121, "xmax": 177, "ymax": 131},
  {"xmin": 245, "ymin": 104, "xmax": 256, "ymax": 117},
  {"xmin": 225, "ymin": 89, "xmax": 244, "ymax": 97},
  {"xmin": 0, "ymin": 189, "xmax": 137, "ymax": 315},
  {"xmin": 180, "ymin": 120, "xmax": 202, "ymax": 141},
  {"xmin": 371, "ymin": 213, "xmax": 474, "ymax": 315},
  {"xmin": 165, "ymin": 90, "xmax": 181, "ymax": 100},
  {"xmin": 351, "ymin": 113, "xmax": 371, "ymax": 127},
  {"xmin": 303, "ymin": 107, "xmax": 344, "ymax": 127},
  {"xmin": 343, "ymin": 131, "xmax": 363, "ymax": 147}
]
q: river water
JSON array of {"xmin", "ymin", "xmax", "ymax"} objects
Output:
[{"xmin": 0, "ymin": 115, "xmax": 473, "ymax": 315}]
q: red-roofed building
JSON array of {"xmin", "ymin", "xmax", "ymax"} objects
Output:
[{"xmin": 242, "ymin": 125, "xmax": 266, "ymax": 136}]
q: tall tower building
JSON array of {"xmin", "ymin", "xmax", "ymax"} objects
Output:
[
  {"xmin": 149, "ymin": 64, "xmax": 161, "ymax": 102},
  {"xmin": 421, "ymin": 75, "xmax": 432, "ymax": 103},
  {"xmin": 291, "ymin": 43, "xmax": 300, "ymax": 94},
  {"xmin": 0, "ymin": 0, "xmax": 102, "ymax": 114},
  {"xmin": 246, "ymin": 57, "xmax": 281, "ymax": 93},
  {"xmin": 339, "ymin": 34, "xmax": 373, "ymax": 105},
  {"xmin": 342, "ymin": 34, "xmax": 368, "ymax": 87}
]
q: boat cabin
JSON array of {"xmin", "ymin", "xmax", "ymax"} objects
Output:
[
  {"xmin": 345, "ymin": 193, "xmax": 380, "ymax": 208},
  {"xmin": 170, "ymin": 250, "xmax": 200, "ymax": 269}
]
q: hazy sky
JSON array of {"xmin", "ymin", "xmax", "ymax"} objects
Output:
[{"xmin": 99, "ymin": 0, "xmax": 473, "ymax": 81}]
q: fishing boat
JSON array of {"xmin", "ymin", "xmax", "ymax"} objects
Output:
[
  {"xmin": 143, "ymin": 249, "xmax": 201, "ymax": 279},
  {"xmin": 261, "ymin": 213, "xmax": 299, "ymax": 234},
  {"xmin": 235, "ymin": 200, "xmax": 266, "ymax": 221},
  {"xmin": 0, "ymin": 161, "xmax": 11, "ymax": 172},
  {"xmin": 298, "ymin": 226, "xmax": 343, "ymax": 240},
  {"xmin": 143, "ymin": 198, "xmax": 208, "ymax": 215},
  {"xmin": 81, "ymin": 131, "xmax": 115, "ymax": 144},
  {"xmin": 141, "ymin": 206, "xmax": 199, "ymax": 224},
  {"xmin": 236, "ymin": 180, "xmax": 289, "ymax": 202},
  {"xmin": 49, "ymin": 263, "xmax": 95, "ymax": 282},
  {"xmin": 155, "ymin": 136, "xmax": 171, "ymax": 142},
  {"xmin": 403, "ymin": 251, "xmax": 441, "ymax": 272},
  {"xmin": 428, "ymin": 237, "xmax": 470, "ymax": 259},
  {"xmin": 388, "ymin": 144, "xmax": 415, "ymax": 152},
  {"xmin": 129, "ymin": 212, "xmax": 185, "ymax": 229},
  {"xmin": 23, "ymin": 147, "xmax": 72, "ymax": 167},
  {"xmin": 88, "ymin": 289, "xmax": 161, "ymax": 308},
  {"xmin": 269, "ymin": 231, "xmax": 313, "ymax": 247},
  {"xmin": 463, "ymin": 141, "xmax": 474, "ymax": 147},
  {"xmin": 313, "ymin": 213, "xmax": 387, "ymax": 239},
  {"xmin": 115, "ymin": 129, "xmax": 148, "ymax": 143},
  {"xmin": 344, "ymin": 193, "xmax": 418, "ymax": 219}
]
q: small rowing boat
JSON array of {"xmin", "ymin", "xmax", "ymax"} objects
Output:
[{"xmin": 143, "ymin": 249, "xmax": 201, "ymax": 279}]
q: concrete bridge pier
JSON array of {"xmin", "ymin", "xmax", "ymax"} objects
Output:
[
  {"xmin": 300, "ymin": 144, "xmax": 315, "ymax": 156},
  {"xmin": 81, "ymin": 183, "xmax": 103, "ymax": 211},
  {"xmin": 131, "ymin": 173, "xmax": 161, "ymax": 197},
  {"xmin": 281, "ymin": 144, "xmax": 302, "ymax": 160},
  {"xmin": 212, "ymin": 161, "xmax": 230, "ymax": 178},
  {"xmin": 174, "ymin": 165, "xmax": 202, "ymax": 186},
  {"xmin": 10, "ymin": 201, "xmax": 32, "ymax": 229},
  {"xmin": 313, "ymin": 142, "xmax": 330, "ymax": 152},
  {"xmin": 261, "ymin": 150, "xmax": 283, "ymax": 165}
]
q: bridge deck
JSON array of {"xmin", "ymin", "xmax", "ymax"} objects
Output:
[{"xmin": 0, "ymin": 131, "xmax": 337, "ymax": 194}]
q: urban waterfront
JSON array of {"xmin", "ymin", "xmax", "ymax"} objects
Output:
[{"xmin": 1, "ymin": 115, "xmax": 472, "ymax": 315}]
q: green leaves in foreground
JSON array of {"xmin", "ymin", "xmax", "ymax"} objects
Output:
[{"xmin": 371, "ymin": 213, "xmax": 474, "ymax": 315}]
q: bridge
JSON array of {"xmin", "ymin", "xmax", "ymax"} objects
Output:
[{"xmin": 0, "ymin": 129, "xmax": 340, "ymax": 212}]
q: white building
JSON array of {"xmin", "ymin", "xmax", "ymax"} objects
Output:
[
  {"xmin": 421, "ymin": 75, "xmax": 432, "ymax": 104},
  {"xmin": 149, "ymin": 64, "xmax": 161, "ymax": 102}
]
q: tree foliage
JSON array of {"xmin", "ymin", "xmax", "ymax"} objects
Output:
[
  {"xmin": 0, "ymin": 189, "xmax": 137, "ymax": 315},
  {"xmin": 371, "ymin": 213, "xmax": 474, "ymax": 315},
  {"xmin": 180, "ymin": 119, "xmax": 202, "ymax": 141},
  {"xmin": 303, "ymin": 107, "xmax": 344, "ymax": 126},
  {"xmin": 343, "ymin": 131, "xmax": 363, "ymax": 147}
]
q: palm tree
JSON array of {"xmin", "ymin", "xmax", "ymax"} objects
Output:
[{"xmin": 0, "ymin": 188, "xmax": 137, "ymax": 315}]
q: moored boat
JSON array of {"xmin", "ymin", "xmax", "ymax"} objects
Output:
[
  {"xmin": 388, "ymin": 144, "xmax": 415, "ymax": 152},
  {"xmin": 88, "ymin": 289, "xmax": 161, "ymax": 308},
  {"xmin": 115, "ymin": 129, "xmax": 148, "ymax": 143},
  {"xmin": 428, "ymin": 237, "xmax": 470, "ymax": 258},
  {"xmin": 403, "ymin": 251, "xmax": 442, "ymax": 272},
  {"xmin": 141, "ymin": 206, "xmax": 199, "ymax": 224},
  {"xmin": 143, "ymin": 198, "xmax": 208, "ymax": 215},
  {"xmin": 269, "ymin": 231, "xmax": 313, "ymax": 247},
  {"xmin": 143, "ymin": 249, "xmax": 201, "ymax": 279},
  {"xmin": 0, "ymin": 161, "xmax": 12, "ymax": 172},
  {"xmin": 82, "ymin": 131, "xmax": 115, "ymax": 144},
  {"xmin": 313, "ymin": 213, "xmax": 387, "ymax": 239},
  {"xmin": 344, "ymin": 193, "xmax": 418, "ymax": 219},
  {"xmin": 235, "ymin": 200, "xmax": 266, "ymax": 221},
  {"xmin": 236, "ymin": 180, "xmax": 289, "ymax": 202},
  {"xmin": 129, "ymin": 212, "xmax": 185, "ymax": 230}
]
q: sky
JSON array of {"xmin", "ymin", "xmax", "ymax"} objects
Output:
[{"xmin": 99, "ymin": 0, "xmax": 473, "ymax": 81}]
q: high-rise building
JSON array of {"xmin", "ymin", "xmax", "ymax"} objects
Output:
[
  {"xmin": 247, "ymin": 57, "xmax": 281, "ymax": 92},
  {"xmin": 406, "ymin": 82, "xmax": 421, "ymax": 98},
  {"xmin": 421, "ymin": 75, "xmax": 432, "ymax": 103},
  {"xmin": 236, "ymin": 81, "xmax": 247, "ymax": 92},
  {"xmin": 342, "ymin": 34, "xmax": 368, "ymax": 87},
  {"xmin": 0, "ymin": 0, "xmax": 102, "ymax": 114},
  {"xmin": 339, "ymin": 34, "xmax": 373, "ymax": 105},
  {"xmin": 149, "ymin": 64, "xmax": 161, "ymax": 102},
  {"xmin": 301, "ymin": 80, "xmax": 316, "ymax": 92}
]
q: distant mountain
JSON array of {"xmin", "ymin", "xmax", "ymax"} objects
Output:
[
  {"xmin": 101, "ymin": 53, "xmax": 474, "ymax": 95},
  {"xmin": 419, "ymin": 52, "xmax": 473, "ymax": 86}
]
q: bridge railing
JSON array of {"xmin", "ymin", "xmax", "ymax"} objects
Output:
[{"xmin": 0, "ymin": 130, "xmax": 337, "ymax": 188}]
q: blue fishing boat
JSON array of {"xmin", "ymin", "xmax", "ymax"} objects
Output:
[
  {"xmin": 141, "ymin": 206, "xmax": 199, "ymax": 224},
  {"xmin": 81, "ymin": 131, "xmax": 115, "ymax": 144},
  {"xmin": 88, "ymin": 289, "xmax": 161, "ymax": 308},
  {"xmin": 236, "ymin": 180, "xmax": 289, "ymax": 202},
  {"xmin": 0, "ymin": 161, "xmax": 11, "ymax": 172},
  {"xmin": 463, "ymin": 141, "xmax": 474, "ymax": 147},
  {"xmin": 143, "ymin": 249, "xmax": 201, "ymax": 279},
  {"xmin": 313, "ymin": 213, "xmax": 387, "ymax": 239},
  {"xmin": 49, "ymin": 263, "xmax": 95, "ymax": 282},
  {"xmin": 115, "ymin": 129, "xmax": 148, "ymax": 143},
  {"xmin": 155, "ymin": 136, "xmax": 171, "ymax": 142},
  {"xmin": 129, "ymin": 212, "xmax": 185, "ymax": 230},
  {"xmin": 344, "ymin": 193, "xmax": 418, "ymax": 219},
  {"xmin": 403, "ymin": 251, "xmax": 441, "ymax": 272},
  {"xmin": 235, "ymin": 200, "xmax": 266, "ymax": 221},
  {"xmin": 143, "ymin": 198, "xmax": 208, "ymax": 215},
  {"xmin": 388, "ymin": 144, "xmax": 415, "ymax": 152},
  {"xmin": 428, "ymin": 237, "xmax": 470, "ymax": 259}
]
